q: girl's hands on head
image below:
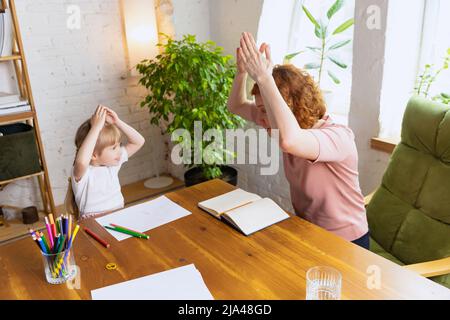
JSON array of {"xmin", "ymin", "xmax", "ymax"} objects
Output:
[
  {"xmin": 239, "ymin": 32, "xmax": 273, "ymax": 83},
  {"xmin": 102, "ymin": 106, "xmax": 120, "ymax": 125},
  {"xmin": 90, "ymin": 105, "xmax": 107, "ymax": 130}
]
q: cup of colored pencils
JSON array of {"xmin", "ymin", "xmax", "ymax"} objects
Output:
[{"xmin": 29, "ymin": 214, "xmax": 80, "ymax": 284}]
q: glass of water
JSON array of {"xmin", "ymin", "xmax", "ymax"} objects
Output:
[{"xmin": 306, "ymin": 266, "xmax": 342, "ymax": 300}]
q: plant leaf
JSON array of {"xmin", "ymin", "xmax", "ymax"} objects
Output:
[
  {"xmin": 304, "ymin": 63, "xmax": 321, "ymax": 70},
  {"xmin": 306, "ymin": 46, "xmax": 321, "ymax": 52},
  {"xmin": 328, "ymin": 39, "xmax": 351, "ymax": 50},
  {"xmin": 327, "ymin": 70, "xmax": 341, "ymax": 84},
  {"xmin": 328, "ymin": 56, "xmax": 347, "ymax": 68},
  {"xmin": 332, "ymin": 18, "xmax": 354, "ymax": 35},
  {"xmin": 302, "ymin": 5, "xmax": 320, "ymax": 28},
  {"xmin": 284, "ymin": 51, "xmax": 304, "ymax": 61},
  {"xmin": 314, "ymin": 25, "xmax": 322, "ymax": 39},
  {"xmin": 327, "ymin": 0, "xmax": 344, "ymax": 20},
  {"xmin": 320, "ymin": 20, "xmax": 329, "ymax": 39}
]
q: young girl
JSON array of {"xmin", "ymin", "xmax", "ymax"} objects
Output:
[
  {"xmin": 65, "ymin": 105, "xmax": 145, "ymax": 220},
  {"xmin": 227, "ymin": 32, "xmax": 369, "ymax": 249}
]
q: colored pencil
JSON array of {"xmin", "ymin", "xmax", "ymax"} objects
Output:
[
  {"xmin": 40, "ymin": 232, "xmax": 51, "ymax": 253},
  {"xmin": 37, "ymin": 236, "xmax": 48, "ymax": 254},
  {"xmin": 44, "ymin": 217, "xmax": 54, "ymax": 249},
  {"xmin": 55, "ymin": 217, "xmax": 61, "ymax": 234},
  {"xmin": 56, "ymin": 235, "xmax": 65, "ymax": 253},
  {"xmin": 110, "ymin": 223, "xmax": 150, "ymax": 239},
  {"xmin": 68, "ymin": 214, "xmax": 72, "ymax": 242},
  {"xmin": 84, "ymin": 227, "xmax": 110, "ymax": 248},
  {"xmin": 48, "ymin": 213, "xmax": 57, "ymax": 238},
  {"xmin": 104, "ymin": 225, "xmax": 149, "ymax": 239},
  {"xmin": 61, "ymin": 215, "xmax": 66, "ymax": 236},
  {"xmin": 67, "ymin": 225, "xmax": 80, "ymax": 249},
  {"xmin": 53, "ymin": 234, "xmax": 61, "ymax": 254},
  {"xmin": 65, "ymin": 215, "xmax": 69, "ymax": 235},
  {"xmin": 28, "ymin": 228, "xmax": 38, "ymax": 238},
  {"xmin": 31, "ymin": 235, "xmax": 42, "ymax": 250}
]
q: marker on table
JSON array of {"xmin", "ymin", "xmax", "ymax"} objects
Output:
[
  {"xmin": 84, "ymin": 227, "xmax": 110, "ymax": 248},
  {"xmin": 104, "ymin": 225, "xmax": 149, "ymax": 240}
]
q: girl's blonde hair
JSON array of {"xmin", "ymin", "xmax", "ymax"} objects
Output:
[{"xmin": 65, "ymin": 119, "xmax": 121, "ymax": 220}]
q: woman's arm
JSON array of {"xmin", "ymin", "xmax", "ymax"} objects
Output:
[
  {"xmin": 103, "ymin": 106, "xmax": 145, "ymax": 157},
  {"xmin": 239, "ymin": 32, "xmax": 319, "ymax": 160},
  {"xmin": 257, "ymin": 75, "xmax": 319, "ymax": 160},
  {"xmin": 227, "ymin": 47, "xmax": 258, "ymax": 121},
  {"xmin": 227, "ymin": 70, "xmax": 256, "ymax": 121},
  {"xmin": 73, "ymin": 106, "xmax": 106, "ymax": 181}
]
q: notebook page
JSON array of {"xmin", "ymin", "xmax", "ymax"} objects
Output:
[
  {"xmin": 96, "ymin": 196, "xmax": 191, "ymax": 241},
  {"xmin": 198, "ymin": 188, "xmax": 262, "ymax": 216},
  {"xmin": 225, "ymin": 198, "xmax": 290, "ymax": 236},
  {"xmin": 91, "ymin": 264, "xmax": 213, "ymax": 300}
]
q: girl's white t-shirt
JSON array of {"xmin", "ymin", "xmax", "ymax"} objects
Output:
[{"xmin": 72, "ymin": 147, "xmax": 128, "ymax": 218}]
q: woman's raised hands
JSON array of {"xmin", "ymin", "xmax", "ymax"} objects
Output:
[{"xmin": 238, "ymin": 32, "xmax": 273, "ymax": 83}]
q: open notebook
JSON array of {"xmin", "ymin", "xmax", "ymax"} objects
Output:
[{"xmin": 198, "ymin": 188, "xmax": 290, "ymax": 236}]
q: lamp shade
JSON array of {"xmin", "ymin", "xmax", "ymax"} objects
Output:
[{"xmin": 122, "ymin": 0, "xmax": 159, "ymax": 75}]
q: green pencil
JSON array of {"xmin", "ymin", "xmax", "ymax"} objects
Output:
[
  {"xmin": 40, "ymin": 233, "xmax": 51, "ymax": 252},
  {"xmin": 104, "ymin": 225, "xmax": 149, "ymax": 239},
  {"xmin": 57, "ymin": 235, "xmax": 66, "ymax": 253}
]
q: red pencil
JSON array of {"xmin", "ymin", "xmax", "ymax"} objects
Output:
[{"xmin": 84, "ymin": 227, "xmax": 110, "ymax": 248}]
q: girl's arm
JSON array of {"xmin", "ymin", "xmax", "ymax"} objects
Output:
[
  {"xmin": 103, "ymin": 106, "xmax": 145, "ymax": 157},
  {"xmin": 239, "ymin": 32, "xmax": 319, "ymax": 160},
  {"xmin": 73, "ymin": 106, "xmax": 106, "ymax": 181}
]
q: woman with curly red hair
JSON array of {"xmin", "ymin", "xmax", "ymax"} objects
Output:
[{"xmin": 227, "ymin": 32, "xmax": 369, "ymax": 249}]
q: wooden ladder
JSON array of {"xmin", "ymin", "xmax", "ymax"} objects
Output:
[{"xmin": 0, "ymin": 0, "xmax": 56, "ymax": 215}]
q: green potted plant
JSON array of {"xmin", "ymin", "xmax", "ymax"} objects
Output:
[
  {"xmin": 136, "ymin": 34, "xmax": 245, "ymax": 187},
  {"xmin": 415, "ymin": 48, "xmax": 450, "ymax": 105},
  {"xmin": 285, "ymin": 0, "xmax": 354, "ymax": 109}
]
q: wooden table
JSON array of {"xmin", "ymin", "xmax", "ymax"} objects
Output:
[{"xmin": 0, "ymin": 179, "xmax": 449, "ymax": 299}]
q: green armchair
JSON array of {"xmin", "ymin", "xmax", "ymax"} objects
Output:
[{"xmin": 366, "ymin": 96, "xmax": 450, "ymax": 289}]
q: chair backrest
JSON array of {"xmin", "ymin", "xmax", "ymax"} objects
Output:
[{"xmin": 367, "ymin": 96, "xmax": 450, "ymax": 266}]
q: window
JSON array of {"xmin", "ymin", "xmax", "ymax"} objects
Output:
[
  {"xmin": 286, "ymin": 0, "xmax": 356, "ymax": 125},
  {"xmin": 379, "ymin": 0, "xmax": 450, "ymax": 139},
  {"xmin": 418, "ymin": 0, "xmax": 450, "ymax": 100}
]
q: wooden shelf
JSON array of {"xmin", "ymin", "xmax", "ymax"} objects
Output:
[
  {"xmin": 0, "ymin": 54, "xmax": 21, "ymax": 62},
  {"xmin": 122, "ymin": 175, "xmax": 185, "ymax": 205},
  {"xmin": 0, "ymin": 206, "xmax": 48, "ymax": 244},
  {"xmin": 0, "ymin": 0, "xmax": 62, "ymax": 220},
  {"xmin": 371, "ymin": 137, "xmax": 399, "ymax": 154},
  {"xmin": 0, "ymin": 171, "xmax": 44, "ymax": 186},
  {"xmin": 0, "ymin": 110, "xmax": 34, "ymax": 124}
]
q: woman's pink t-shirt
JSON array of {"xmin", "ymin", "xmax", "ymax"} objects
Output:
[{"xmin": 251, "ymin": 108, "xmax": 368, "ymax": 241}]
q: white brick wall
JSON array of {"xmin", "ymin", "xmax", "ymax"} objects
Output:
[
  {"xmin": 0, "ymin": 0, "xmax": 167, "ymax": 209},
  {"xmin": 0, "ymin": 0, "xmax": 314, "ymax": 216},
  {"xmin": 167, "ymin": 0, "xmax": 295, "ymax": 214}
]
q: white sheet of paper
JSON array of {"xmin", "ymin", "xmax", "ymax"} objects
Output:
[
  {"xmin": 91, "ymin": 264, "xmax": 214, "ymax": 300},
  {"xmin": 95, "ymin": 195, "xmax": 191, "ymax": 241}
]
